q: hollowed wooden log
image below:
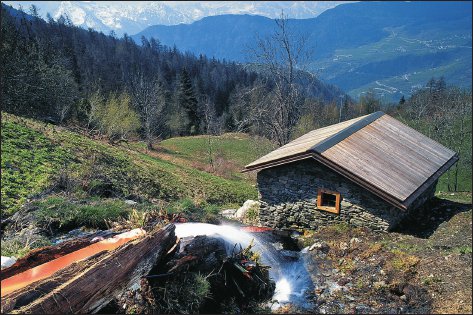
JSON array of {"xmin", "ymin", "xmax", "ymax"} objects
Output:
[{"xmin": 1, "ymin": 224, "xmax": 176, "ymax": 314}]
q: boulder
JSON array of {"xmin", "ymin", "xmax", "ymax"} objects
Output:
[{"xmin": 234, "ymin": 200, "xmax": 260, "ymax": 220}]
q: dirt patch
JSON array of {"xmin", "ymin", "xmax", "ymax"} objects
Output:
[{"xmin": 299, "ymin": 197, "xmax": 472, "ymax": 314}]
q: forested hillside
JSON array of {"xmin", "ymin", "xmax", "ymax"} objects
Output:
[{"xmin": 1, "ymin": 3, "xmax": 344, "ymax": 146}]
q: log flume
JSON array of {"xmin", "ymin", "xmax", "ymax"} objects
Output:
[{"xmin": 1, "ymin": 228, "xmax": 145, "ymax": 296}]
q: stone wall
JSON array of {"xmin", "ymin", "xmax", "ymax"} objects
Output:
[{"xmin": 257, "ymin": 158, "xmax": 436, "ymax": 231}]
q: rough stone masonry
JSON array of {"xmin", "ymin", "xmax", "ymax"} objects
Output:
[{"xmin": 256, "ymin": 159, "xmax": 437, "ymax": 231}]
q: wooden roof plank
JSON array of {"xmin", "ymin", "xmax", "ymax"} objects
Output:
[
  {"xmin": 340, "ymin": 125, "xmax": 446, "ymax": 177},
  {"xmin": 245, "ymin": 114, "xmax": 370, "ymax": 168},
  {"xmin": 312, "ymin": 111, "xmax": 384, "ymax": 153}
]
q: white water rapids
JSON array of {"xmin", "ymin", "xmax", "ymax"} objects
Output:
[{"xmin": 175, "ymin": 223, "xmax": 314, "ymax": 310}]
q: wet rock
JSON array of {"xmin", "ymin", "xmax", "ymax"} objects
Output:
[
  {"xmin": 220, "ymin": 209, "xmax": 237, "ymax": 218},
  {"xmin": 273, "ymin": 242, "xmax": 284, "ymax": 250},
  {"xmin": 156, "ymin": 234, "xmax": 275, "ymax": 313},
  {"xmin": 280, "ymin": 250, "xmax": 299, "ymax": 260}
]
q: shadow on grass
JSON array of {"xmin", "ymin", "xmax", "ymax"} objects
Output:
[{"xmin": 393, "ymin": 197, "xmax": 472, "ymax": 238}]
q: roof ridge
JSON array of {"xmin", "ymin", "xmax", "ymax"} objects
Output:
[{"xmin": 311, "ymin": 111, "xmax": 385, "ymax": 153}]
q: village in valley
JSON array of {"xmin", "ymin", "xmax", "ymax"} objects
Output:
[{"xmin": 1, "ymin": 1, "xmax": 472, "ymax": 314}]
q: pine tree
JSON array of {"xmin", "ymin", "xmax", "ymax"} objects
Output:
[
  {"xmin": 399, "ymin": 95, "xmax": 406, "ymax": 105},
  {"xmin": 178, "ymin": 69, "xmax": 199, "ymax": 135}
]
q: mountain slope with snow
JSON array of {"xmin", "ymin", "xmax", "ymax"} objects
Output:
[{"xmin": 2, "ymin": 1, "xmax": 348, "ymax": 35}]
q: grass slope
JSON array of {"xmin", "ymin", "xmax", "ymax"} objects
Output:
[
  {"xmin": 139, "ymin": 133, "xmax": 277, "ymax": 181},
  {"xmin": 1, "ymin": 113, "xmax": 269, "ymax": 216},
  {"xmin": 1, "ymin": 119, "xmax": 72, "ymax": 214}
]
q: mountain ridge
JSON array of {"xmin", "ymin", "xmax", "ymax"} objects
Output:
[
  {"xmin": 135, "ymin": 1, "xmax": 472, "ymax": 101},
  {"xmin": 2, "ymin": 1, "xmax": 348, "ymax": 35}
]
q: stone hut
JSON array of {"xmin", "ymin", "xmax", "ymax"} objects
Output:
[{"xmin": 243, "ymin": 112, "xmax": 458, "ymax": 231}]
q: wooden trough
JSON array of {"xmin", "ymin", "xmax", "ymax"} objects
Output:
[{"xmin": 1, "ymin": 224, "xmax": 177, "ymax": 314}]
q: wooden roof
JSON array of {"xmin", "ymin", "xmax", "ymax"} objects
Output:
[{"xmin": 244, "ymin": 112, "xmax": 458, "ymax": 210}]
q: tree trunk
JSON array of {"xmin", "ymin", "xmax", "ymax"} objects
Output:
[{"xmin": 1, "ymin": 224, "xmax": 177, "ymax": 314}]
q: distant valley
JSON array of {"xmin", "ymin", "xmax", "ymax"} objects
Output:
[{"xmin": 135, "ymin": 1, "xmax": 472, "ymax": 102}]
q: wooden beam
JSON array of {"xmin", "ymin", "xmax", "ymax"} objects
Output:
[
  {"xmin": 241, "ymin": 152, "xmax": 313, "ymax": 173},
  {"xmin": 311, "ymin": 111, "xmax": 384, "ymax": 153},
  {"xmin": 1, "ymin": 231, "xmax": 116, "ymax": 280}
]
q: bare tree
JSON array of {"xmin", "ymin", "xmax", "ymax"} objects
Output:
[
  {"xmin": 202, "ymin": 96, "xmax": 217, "ymax": 170},
  {"xmin": 130, "ymin": 74, "xmax": 166, "ymax": 150},
  {"xmin": 247, "ymin": 10, "xmax": 312, "ymax": 146},
  {"xmin": 434, "ymin": 87, "xmax": 472, "ymax": 191}
]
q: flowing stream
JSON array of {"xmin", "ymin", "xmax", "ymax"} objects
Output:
[{"xmin": 175, "ymin": 223, "xmax": 314, "ymax": 310}]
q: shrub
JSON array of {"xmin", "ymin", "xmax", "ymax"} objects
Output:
[
  {"xmin": 88, "ymin": 92, "xmax": 140, "ymax": 142},
  {"xmin": 34, "ymin": 196, "xmax": 131, "ymax": 231},
  {"xmin": 387, "ymin": 249, "xmax": 420, "ymax": 272},
  {"xmin": 154, "ymin": 272, "xmax": 211, "ymax": 313},
  {"xmin": 243, "ymin": 203, "xmax": 259, "ymax": 225}
]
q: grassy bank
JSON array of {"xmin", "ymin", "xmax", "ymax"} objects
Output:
[{"xmin": 1, "ymin": 113, "xmax": 267, "ymax": 217}]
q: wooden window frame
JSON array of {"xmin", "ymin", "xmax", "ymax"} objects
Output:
[{"xmin": 317, "ymin": 188, "xmax": 341, "ymax": 214}]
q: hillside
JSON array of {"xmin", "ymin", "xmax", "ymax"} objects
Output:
[
  {"xmin": 135, "ymin": 1, "xmax": 472, "ymax": 102},
  {"xmin": 1, "ymin": 113, "xmax": 274, "ymax": 217}
]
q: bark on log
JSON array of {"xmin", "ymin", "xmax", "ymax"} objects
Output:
[
  {"xmin": 1, "ymin": 224, "xmax": 176, "ymax": 314},
  {"xmin": 1, "ymin": 231, "xmax": 116, "ymax": 280}
]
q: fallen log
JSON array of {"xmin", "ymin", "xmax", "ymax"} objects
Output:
[
  {"xmin": 1, "ymin": 230, "xmax": 117, "ymax": 280},
  {"xmin": 1, "ymin": 224, "xmax": 176, "ymax": 314}
]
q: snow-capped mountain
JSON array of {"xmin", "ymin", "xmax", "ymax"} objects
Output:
[{"xmin": 2, "ymin": 1, "xmax": 348, "ymax": 35}]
